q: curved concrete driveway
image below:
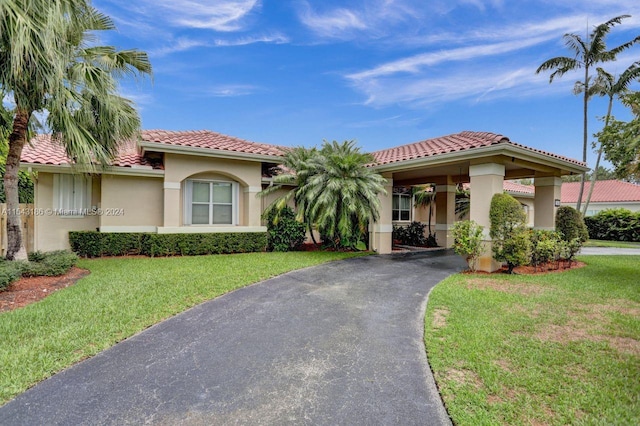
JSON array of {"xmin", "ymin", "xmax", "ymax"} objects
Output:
[{"xmin": 0, "ymin": 251, "xmax": 466, "ymax": 425}]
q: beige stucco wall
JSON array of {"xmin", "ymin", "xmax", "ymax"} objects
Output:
[
  {"xmin": 33, "ymin": 172, "xmax": 100, "ymax": 251},
  {"xmin": 99, "ymin": 174, "xmax": 163, "ymax": 231},
  {"xmin": 161, "ymin": 153, "xmax": 263, "ymax": 228}
]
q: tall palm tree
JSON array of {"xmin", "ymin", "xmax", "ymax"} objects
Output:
[
  {"xmin": 0, "ymin": 0, "xmax": 152, "ymax": 259},
  {"xmin": 536, "ymin": 15, "xmax": 640, "ymax": 211},
  {"xmin": 581, "ymin": 63, "xmax": 640, "ymax": 215}
]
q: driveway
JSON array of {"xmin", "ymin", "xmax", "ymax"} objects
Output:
[{"xmin": 0, "ymin": 251, "xmax": 467, "ymax": 425}]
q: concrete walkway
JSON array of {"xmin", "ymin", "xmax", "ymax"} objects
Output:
[
  {"xmin": 580, "ymin": 247, "xmax": 640, "ymax": 255},
  {"xmin": 0, "ymin": 251, "xmax": 467, "ymax": 425}
]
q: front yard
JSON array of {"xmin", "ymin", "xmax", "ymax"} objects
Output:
[
  {"xmin": 425, "ymin": 255, "xmax": 640, "ymax": 425},
  {"xmin": 0, "ymin": 251, "xmax": 363, "ymax": 405}
]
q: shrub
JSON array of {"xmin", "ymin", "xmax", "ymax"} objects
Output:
[
  {"xmin": 584, "ymin": 208, "xmax": 640, "ymax": 242},
  {"xmin": 451, "ymin": 220, "xmax": 484, "ymax": 272},
  {"xmin": 0, "ymin": 260, "xmax": 22, "ymax": 290},
  {"xmin": 69, "ymin": 231, "xmax": 268, "ymax": 257},
  {"xmin": 20, "ymin": 250, "xmax": 78, "ymax": 277},
  {"xmin": 264, "ymin": 206, "xmax": 306, "ymax": 252},
  {"xmin": 529, "ymin": 230, "xmax": 562, "ymax": 269},
  {"xmin": 556, "ymin": 206, "xmax": 589, "ymax": 243},
  {"xmin": 490, "ymin": 193, "xmax": 531, "ymax": 273},
  {"xmin": 392, "ymin": 221, "xmax": 428, "ymax": 246}
]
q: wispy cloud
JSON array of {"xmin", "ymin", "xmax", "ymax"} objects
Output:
[
  {"xmin": 298, "ymin": 4, "xmax": 367, "ymax": 38},
  {"xmin": 206, "ymin": 84, "xmax": 262, "ymax": 97},
  {"xmin": 150, "ymin": 33, "xmax": 289, "ymax": 57}
]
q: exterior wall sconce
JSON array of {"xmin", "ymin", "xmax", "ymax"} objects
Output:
[{"xmin": 554, "ymin": 199, "xmax": 561, "ymax": 207}]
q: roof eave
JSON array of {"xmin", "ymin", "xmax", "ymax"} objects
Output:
[
  {"xmin": 20, "ymin": 162, "xmax": 165, "ymax": 178},
  {"xmin": 372, "ymin": 144, "xmax": 589, "ymax": 175},
  {"xmin": 140, "ymin": 141, "xmax": 283, "ymax": 163}
]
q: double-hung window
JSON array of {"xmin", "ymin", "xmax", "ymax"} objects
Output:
[
  {"xmin": 185, "ymin": 180, "xmax": 237, "ymax": 225},
  {"xmin": 54, "ymin": 174, "xmax": 91, "ymax": 216},
  {"xmin": 392, "ymin": 193, "xmax": 412, "ymax": 221}
]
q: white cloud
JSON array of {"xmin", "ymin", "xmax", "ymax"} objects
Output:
[
  {"xmin": 214, "ymin": 33, "xmax": 289, "ymax": 47},
  {"xmin": 206, "ymin": 84, "xmax": 261, "ymax": 97},
  {"xmin": 298, "ymin": 4, "xmax": 367, "ymax": 38}
]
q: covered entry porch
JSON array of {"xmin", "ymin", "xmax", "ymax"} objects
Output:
[{"xmin": 368, "ymin": 132, "xmax": 588, "ymax": 272}]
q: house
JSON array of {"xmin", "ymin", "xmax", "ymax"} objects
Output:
[
  {"xmin": 20, "ymin": 130, "xmax": 588, "ymax": 272},
  {"xmin": 560, "ymin": 180, "xmax": 640, "ymax": 216}
]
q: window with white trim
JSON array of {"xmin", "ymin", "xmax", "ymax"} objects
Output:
[
  {"xmin": 392, "ymin": 193, "xmax": 411, "ymax": 221},
  {"xmin": 184, "ymin": 180, "xmax": 238, "ymax": 225},
  {"xmin": 54, "ymin": 174, "xmax": 92, "ymax": 216}
]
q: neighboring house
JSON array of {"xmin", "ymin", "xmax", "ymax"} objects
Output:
[
  {"xmin": 20, "ymin": 130, "xmax": 587, "ymax": 272},
  {"xmin": 560, "ymin": 180, "xmax": 640, "ymax": 216}
]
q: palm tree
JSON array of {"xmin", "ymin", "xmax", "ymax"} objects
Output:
[
  {"xmin": 581, "ymin": 63, "xmax": 640, "ymax": 215},
  {"xmin": 536, "ymin": 15, "xmax": 640, "ymax": 211},
  {"xmin": 0, "ymin": 0, "xmax": 152, "ymax": 259},
  {"xmin": 260, "ymin": 141, "xmax": 387, "ymax": 249},
  {"xmin": 306, "ymin": 140, "xmax": 387, "ymax": 248}
]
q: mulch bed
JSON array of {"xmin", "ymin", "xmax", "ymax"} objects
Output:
[{"xmin": 0, "ymin": 267, "xmax": 90, "ymax": 313}]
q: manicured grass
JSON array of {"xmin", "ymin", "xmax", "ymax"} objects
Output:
[
  {"xmin": 425, "ymin": 256, "xmax": 640, "ymax": 425},
  {"xmin": 0, "ymin": 251, "xmax": 364, "ymax": 405},
  {"xmin": 584, "ymin": 239, "xmax": 640, "ymax": 248}
]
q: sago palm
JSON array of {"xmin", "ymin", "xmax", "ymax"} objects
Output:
[
  {"xmin": 536, "ymin": 15, "xmax": 640, "ymax": 211},
  {"xmin": 0, "ymin": 0, "xmax": 152, "ymax": 259}
]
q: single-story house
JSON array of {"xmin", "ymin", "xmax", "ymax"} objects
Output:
[
  {"xmin": 560, "ymin": 180, "xmax": 640, "ymax": 216},
  {"xmin": 20, "ymin": 130, "xmax": 588, "ymax": 272}
]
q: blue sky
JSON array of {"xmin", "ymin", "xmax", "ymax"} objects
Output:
[{"xmin": 94, "ymin": 0, "xmax": 640, "ymax": 167}]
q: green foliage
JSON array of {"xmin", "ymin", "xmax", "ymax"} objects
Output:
[
  {"xmin": 584, "ymin": 208, "xmax": 640, "ymax": 242},
  {"xmin": 490, "ymin": 193, "xmax": 531, "ymax": 273},
  {"xmin": 259, "ymin": 140, "xmax": 386, "ymax": 250},
  {"xmin": 0, "ymin": 259, "xmax": 22, "ymax": 290},
  {"xmin": 264, "ymin": 206, "xmax": 306, "ymax": 252},
  {"xmin": 20, "ymin": 250, "xmax": 78, "ymax": 277},
  {"xmin": 0, "ymin": 250, "xmax": 77, "ymax": 289},
  {"xmin": 451, "ymin": 220, "xmax": 484, "ymax": 272},
  {"xmin": 69, "ymin": 231, "xmax": 268, "ymax": 257},
  {"xmin": 529, "ymin": 230, "xmax": 565, "ymax": 268},
  {"xmin": 392, "ymin": 221, "xmax": 428, "ymax": 246},
  {"xmin": 555, "ymin": 206, "xmax": 589, "ymax": 243}
]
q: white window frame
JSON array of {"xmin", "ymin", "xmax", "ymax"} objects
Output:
[
  {"xmin": 392, "ymin": 193, "xmax": 412, "ymax": 222},
  {"xmin": 53, "ymin": 174, "xmax": 92, "ymax": 217},
  {"xmin": 184, "ymin": 179, "xmax": 238, "ymax": 226}
]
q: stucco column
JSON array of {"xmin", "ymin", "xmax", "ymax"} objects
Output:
[
  {"xmin": 244, "ymin": 186, "xmax": 262, "ymax": 227},
  {"xmin": 469, "ymin": 163, "xmax": 505, "ymax": 272},
  {"xmin": 534, "ymin": 177, "xmax": 562, "ymax": 230},
  {"xmin": 163, "ymin": 182, "xmax": 181, "ymax": 227},
  {"xmin": 369, "ymin": 173, "xmax": 393, "ymax": 253},
  {"xmin": 435, "ymin": 182, "xmax": 456, "ymax": 248}
]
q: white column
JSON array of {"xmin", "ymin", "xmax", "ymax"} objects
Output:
[
  {"xmin": 369, "ymin": 173, "xmax": 393, "ymax": 253},
  {"xmin": 534, "ymin": 177, "xmax": 562, "ymax": 230},
  {"xmin": 435, "ymin": 183, "xmax": 456, "ymax": 248}
]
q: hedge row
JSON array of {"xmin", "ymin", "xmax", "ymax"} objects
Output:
[
  {"xmin": 69, "ymin": 231, "xmax": 268, "ymax": 257},
  {"xmin": 584, "ymin": 209, "xmax": 640, "ymax": 242}
]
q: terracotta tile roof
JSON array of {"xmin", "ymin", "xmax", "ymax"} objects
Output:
[
  {"xmin": 21, "ymin": 134, "xmax": 162, "ymax": 169},
  {"xmin": 141, "ymin": 130, "xmax": 284, "ymax": 157},
  {"xmin": 371, "ymin": 131, "xmax": 585, "ymax": 167},
  {"xmin": 561, "ymin": 180, "xmax": 640, "ymax": 203},
  {"xmin": 503, "ymin": 181, "xmax": 535, "ymax": 194}
]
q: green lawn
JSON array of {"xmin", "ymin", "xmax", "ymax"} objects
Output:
[
  {"xmin": 584, "ymin": 239, "xmax": 640, "ymax": 248},
  {"xmin": 0, "ymin": 251, "xmax": 364, "ymax": 405},
  {"xmin": 425, "ymin": 255, "xmax": 640, "ymax": 425}
]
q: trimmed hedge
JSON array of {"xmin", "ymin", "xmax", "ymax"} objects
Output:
[
  {"xmin": 69, "ymin": 231, "xmax": 268, "ymax": 257},
  {"xmin": 584, "ymin": 209, "xmax": 640, "ymax": 242}
]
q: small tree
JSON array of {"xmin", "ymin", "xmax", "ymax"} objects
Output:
[
  {"xmin": 451, "ymin": 220, "xmax": 484, "ymax": 272},
  {"xmin": 490, "ymin": 193, "xmax": 531, "ymax": 273}
]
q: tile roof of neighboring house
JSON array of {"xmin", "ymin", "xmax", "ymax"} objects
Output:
[
  {"xmin": 371, "ymin": 131, "xmax": 585, "ymax": 166},
  {"xmin": 21, "ymin": 130, "xmax": 285, "ymax": 168},
  {"xmin": 503, "ymin": 181, "xmax": 535, "ymax": 194},
  {"xmin": 561, "ymin": 180, "xmax": 640, "ymax": 203},
  {"xmin": 141, "ymin": 130, "xmax": 284, "ymax": 157}
]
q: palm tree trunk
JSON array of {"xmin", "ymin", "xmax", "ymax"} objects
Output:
[
  {"xmin": 582, "ymin": 96, "xmax": 614, "ymax": 216},
  {"xmin": 576, "ymin": 67, "xmax": 589, "ymax": 211},
  {"xmin": 5, "ymin": 109, "xmax": 30, "ymax": 260}
]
